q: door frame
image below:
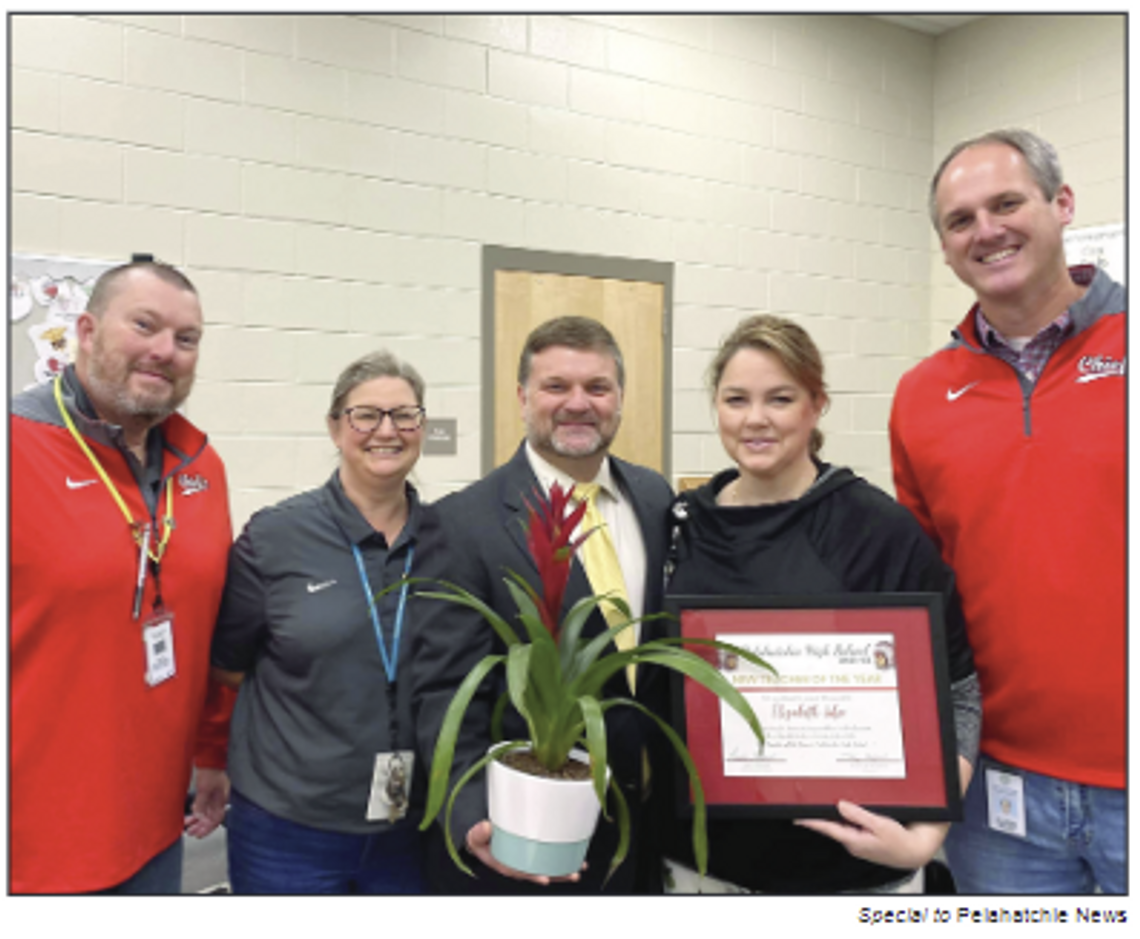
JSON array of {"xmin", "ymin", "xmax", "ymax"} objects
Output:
[{"xmin": 481, "ymin": 245, "xmax": 674, "ymax": 478}]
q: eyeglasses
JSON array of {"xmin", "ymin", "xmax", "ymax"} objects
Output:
[{"xmin": 337, "ymin": 405, "xmax": 426, "ymax": 433}]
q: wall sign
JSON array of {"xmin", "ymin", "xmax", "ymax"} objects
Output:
[
  {"xmin": 423, "ymin": 417, "xmax": 458, "ymax": 456},
  {"xmin": 1064, "ymin": 224, "xmax": 1124, "ymax": 284}
]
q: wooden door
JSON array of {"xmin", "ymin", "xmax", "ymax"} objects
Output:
[{"xmin": 492, "ymin": 270, "xmax": 666, "ymax": 473}]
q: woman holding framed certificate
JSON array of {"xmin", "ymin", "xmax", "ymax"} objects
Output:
[{"xmin": 660, "ymin": 314, "xmax": 979, "ymax": 894}]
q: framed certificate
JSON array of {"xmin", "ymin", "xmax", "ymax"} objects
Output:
[{"xmin": 665, "ymin": 593, "xmax": 962, "ymax": 822}]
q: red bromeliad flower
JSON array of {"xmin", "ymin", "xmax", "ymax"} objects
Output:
[
  {"xmin": 522, "ymin": 482, "xmax": 589, "ymax": 640},
  {"xmin": 420, "ymin": 483, "xmax": 771, "ymax": 882}
]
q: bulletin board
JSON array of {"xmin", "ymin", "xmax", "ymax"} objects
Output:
[{"xmin": 9, "ymin": 254, "xmax": 116, "ymax": 397}]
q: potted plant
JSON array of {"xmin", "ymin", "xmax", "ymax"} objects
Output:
[{"xmin": 415, "ymin": 482, "xmax": 772, "ymax": 882}]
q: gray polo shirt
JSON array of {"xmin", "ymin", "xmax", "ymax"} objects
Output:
[{"xmin": 211, "ymin": 471, "xmax": 433, "ymax": 833}]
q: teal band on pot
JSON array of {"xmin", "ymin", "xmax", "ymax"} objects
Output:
[{"xmin": 490, "ymin": 826, "xmax": 591, "ymax": 878}]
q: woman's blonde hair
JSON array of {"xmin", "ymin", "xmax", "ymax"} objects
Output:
[{"xmin": 707, "ymin": 314, "xmax": 828, "ymax": 456}]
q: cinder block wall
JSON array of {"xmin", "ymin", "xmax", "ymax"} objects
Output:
[
  {"xmin": 927, "ymin": 14, "xmax": 1125, "ymax": 348},
  {"xmin": 9, "ymin": 14, "xmax": 1124, "ymax": 528}
]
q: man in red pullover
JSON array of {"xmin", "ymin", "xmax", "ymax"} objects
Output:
[
  {"xmin": 890, "ymin": 130, "xmax": 1124, "ymax": 894},
  {"xmin": 11, "ymin": 259, "xmax": 234, "ymax": 893}
]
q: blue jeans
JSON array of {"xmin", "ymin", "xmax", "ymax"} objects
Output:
[
  {"xmin": 227, "ymin": 789, "xmax": 427, "ymax": 894},
  {"xmin": 97, "ymin": 837, "xmax": 183, "ymax": 894},
  {"xmin": 945, "ymin": 754, "xmax": 1125, "ymax": 894}
]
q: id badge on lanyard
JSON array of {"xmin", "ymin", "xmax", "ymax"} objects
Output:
[
  {"xmin": 136, "ymin": 524, "xmax": 177, "ymax": 687},
  {"xmin": 52, "ymin": 376, "xmax": 179, "ymax": 688},
  {"xmin": 351, "ymin": 541, "xmax": 415, "ymax": 822},
  {"xmin": 142, "ymin": 610, "xmax": 177, "ymax": 687},
  {"xmin": 985, "ymin": 767, "xmax": 1027, "ymax": 838},
  {"xmin": 367, "ymin": 750, "xmax": 415, "ymax": 822}
]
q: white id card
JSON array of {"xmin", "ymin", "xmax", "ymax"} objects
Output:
[
  {"xmin": 142, "ymin": 613, "xmax": 176, "ymax": 687},
  {"xmin": 366, "ymin": 750, "xmax": 415, "ymax": 822},
  {"xmin": 985, "ymin": 767, "xmax": 1027, "ymax": 838}
]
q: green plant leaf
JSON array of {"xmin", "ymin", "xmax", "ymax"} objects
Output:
[
  {"xmin": 502, "ymin": 567, "xmax": 545, "ymax": 617},
  {"xmin": 526, "ymin": 638, "xmax": 571, "ymax": 769},
  {"xmin": 567, "ymin": 605, "xmax": 639, "ymax": 679},
  {"xmin": 421, "ymin": 652, "xmax": 505, "ymax": 828},
  {"xmin": 370, "ymin": 573, "xmax": 432, "ymax": 599},
  {"xmin": 564, "ymin": 610, "xmax": 676, "ymax": 686},
  {"xmin": 416, "ymin": 583, "xmax": 521, "ymax": 650},
  {"xmin": 599, "ymin": 591, "xmax": 631, "ymax": 621},
  {"xmin": 556, "ymin": 592, "xmax": 608, "ymax": 676},
  {"xmin": 602, "ymin": 771, "xmax": 630, "ymax": 885},
  {"xmin": 570, "ymin": 640, "xmax": 768, "ymax": 750},
  {"xmin": 602, "ymin": 697, "xmax": 712, "ymax": 877},
  {"xmin": 641, "ymin": 635, "xmax": 776, "ymax": 675},
  {"xmin": 567, "ymin": 642, "xmax": 639, "ymax": 700},
  {"xmin": 504, "ymin": 640, "xmax": 566, "ymax": 763},
  {"xmin": 578, "ymin": 695, "xmax": 608, "ymax": 810},
  {"xmin": 634, "ymin": 648, "xmax": 764, "ymax": 744},
  {"xmin": 490, "ymin": 690, "xmax": 510, "ymax": 743},
  {"xmin": 439, "ymin": 740, "xmax": 530, "ymax": 877},
  {"xmin": 504, "ymin": 574, "xmax": 559, "ymax": 648},
  {"xmin": 505, "ymin": 644, "xmax": 538, "ymax": 742},
  {"xmin": 539, "ymin": 695, "xmax": 586, "ymax": 769}
]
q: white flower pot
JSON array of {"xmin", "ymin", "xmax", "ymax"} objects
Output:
[{"xmin": 487, "ymin": 747, "xmax": 605, "ymax": 877}]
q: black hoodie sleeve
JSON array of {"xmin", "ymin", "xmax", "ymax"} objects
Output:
[{"xmin": 811, "ymin": 479, "xmax": 976, "ymax": 684}]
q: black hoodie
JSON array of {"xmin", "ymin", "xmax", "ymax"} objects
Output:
[{"xmin": 661, "ymin": 462, "xmax": 974, "ymax": 893}]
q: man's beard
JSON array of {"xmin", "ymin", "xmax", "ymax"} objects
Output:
[
  {"xmin": 529, "ymin": 409, "xmax": 621, "ymax": 459},
  {"xmin": 548, "ymin": 425, "xmax": 607, "ymax": 458},
  {"xmin": 86, "ymin": 341, "xmax": 189, "ymax": 427}
]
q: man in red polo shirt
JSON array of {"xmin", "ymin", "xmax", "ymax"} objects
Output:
[
  {"xmin": 11, "ymin": 260, "xmax": 234, "ymax": 893},
  {"xmin": 890, "ymin": 130, "xmax": 1124, "ymax": 894}
]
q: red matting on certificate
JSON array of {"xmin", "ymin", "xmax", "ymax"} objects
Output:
[{"xmin": 681, "ymin": 605, "xmax": 950, "ymax": 811}]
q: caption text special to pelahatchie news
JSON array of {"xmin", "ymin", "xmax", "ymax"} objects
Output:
[{"xmin": 857, "ymin": 906, "xmax": 1127, "ymax": 926}]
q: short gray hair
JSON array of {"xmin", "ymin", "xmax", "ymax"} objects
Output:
[
  {"xmin": 329, "ymin": 350, "xmax": 425, "ymax": 416},
  {"xmin": 928, "ymin": 128, "xmax": 1064, "ymax": 232}
]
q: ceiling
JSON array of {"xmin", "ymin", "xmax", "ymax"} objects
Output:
[{"xmin": 873, "ymin": 14, "xmax": 984, "ymax": 35}]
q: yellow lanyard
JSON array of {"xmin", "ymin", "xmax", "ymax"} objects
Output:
[{"xmin": 53, "ymin": 375, "xmax": 175, "ymax": 564}]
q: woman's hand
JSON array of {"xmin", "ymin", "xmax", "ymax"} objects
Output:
[
  {"xmin": 796, "ymin": 755, "xmax": 973, "ymax": 870},
  {"xmin": 795, "ymin": 800, "xmax": 947, "ymax": 870},
  {"xmin": 184, "ymin": 767, "xmax": 230, "ymax": 838},
  {"xmin": 465, "ymin": 820, "xmax": 585, "ymax": 884}
]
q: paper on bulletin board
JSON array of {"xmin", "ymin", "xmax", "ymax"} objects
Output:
[
  {"xmin": 9, "ymin": 254, "xmax": 117, "ymax": 396},
  {"xmin": 1064, "ymin": 224, "xmax": 1124, "ymax": 285}
]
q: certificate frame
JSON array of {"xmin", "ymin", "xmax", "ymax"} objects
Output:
[{"xmin": 665, "ymin": 593, "xmax": 962, "ymax": 822}]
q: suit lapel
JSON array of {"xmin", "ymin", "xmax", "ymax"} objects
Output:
[{"xmin": 496, "ymin": 446, "xmax": 536, "ymax": 576}]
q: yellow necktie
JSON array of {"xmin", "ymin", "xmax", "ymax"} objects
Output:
[{"xmin": 576, "ymin": 482, "xmax": 636, "ymax": 692}]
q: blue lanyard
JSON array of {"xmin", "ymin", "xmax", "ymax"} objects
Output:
[{"xmin": 351, "ymin": 543, "xmax": 414, "ymax": 684}]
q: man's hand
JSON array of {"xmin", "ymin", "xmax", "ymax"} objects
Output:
[
  {"xmin": 184, "ymin": 767, "xmax": 230, "ymax": 839},
  {"xmin": 795, "ymin": 800, "xmax": 947, "ymax": 871},
  {"xmin": 465, "ymin": 820, "xmax": 585, "ymax": 884}
]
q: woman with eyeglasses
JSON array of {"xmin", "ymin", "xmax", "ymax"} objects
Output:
[{"xmin": 208, "ymin": 351, "xmax": 440, "ymax": 894}]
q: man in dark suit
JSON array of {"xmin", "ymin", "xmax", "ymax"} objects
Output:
[{"xmin": 413, "ymin": 316, "xmax": 673, "ymax": 894}]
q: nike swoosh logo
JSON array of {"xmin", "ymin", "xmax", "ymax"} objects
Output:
[
  {"xmin": 307, "ymin": 580, "xmax": 337, "ymax": 593},
  {"xmin": 66, "ymin": 477, "xmax": 98, "ymax": 489},
  {"xmin": 946, "ymin": 382, "xmax": 980, "ymax": 402},
  {"xmin": 1076, "ymin": 372, "xmax": 1120, "ymax": 384}
]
